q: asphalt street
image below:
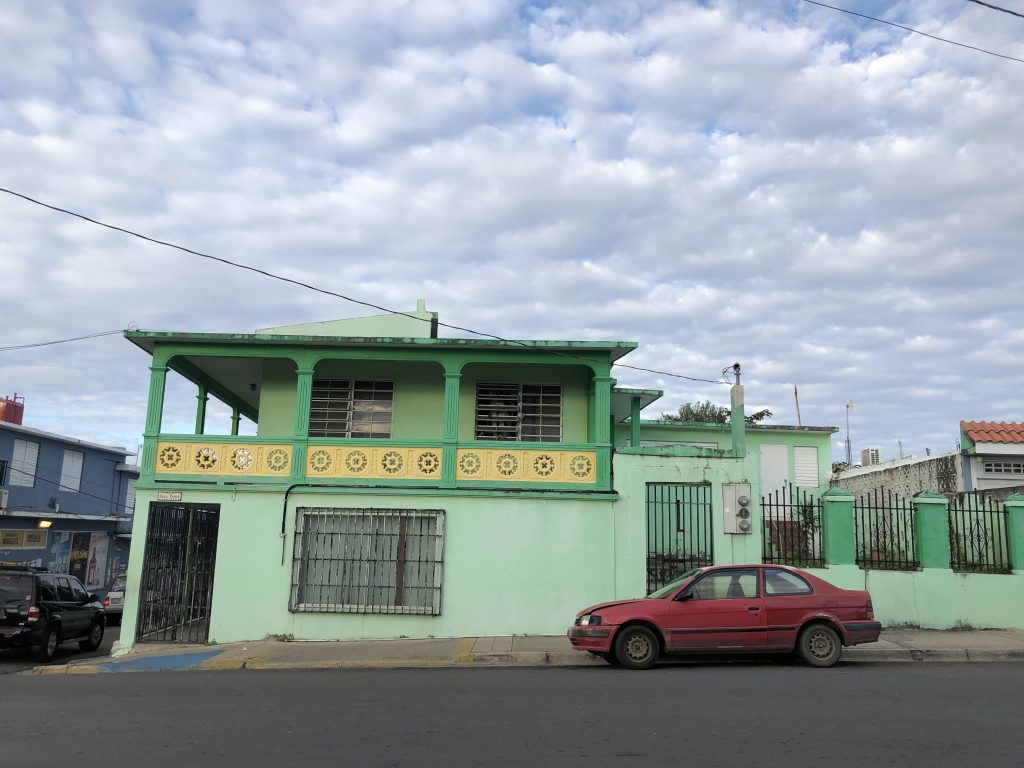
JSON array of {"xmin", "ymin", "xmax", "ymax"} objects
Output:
[
  {"xmin": 3, "ymin": 662, "xmax": 1023, "ymax": 767},
  {"xmin": 0, "ymin": 624, "xmax": 119, "ymax": 674}
]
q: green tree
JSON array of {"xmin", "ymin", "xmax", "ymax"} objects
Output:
[{"xmin": 662, "ymin": 399, "xmax": 772, "ymax": 426}]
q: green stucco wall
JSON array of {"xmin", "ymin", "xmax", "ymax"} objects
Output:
[
  {"xmin": 256, "ymin": 359, "xmax": 297, "ymax": 437},
  {"xmin": 118, "ymin": 486, "xmax": 621, "ymax": 649}
]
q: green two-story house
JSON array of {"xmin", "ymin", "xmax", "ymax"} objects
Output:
[{"xmin": 118, "ymin": 302, "xmax": 835, "ymax": 650}]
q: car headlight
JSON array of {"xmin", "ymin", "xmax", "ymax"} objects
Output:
[{"xmin": 579, "ymin": 614, "xmax": 602, "ymax": 626}]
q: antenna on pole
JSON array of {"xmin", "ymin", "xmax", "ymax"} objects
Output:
[
  {"xmin": 793, "ymin": 385, "xmax": 802, "ymax": 427},
  {"xmin": 732, "ymin": 362, "xmax": 741, "ymax": 385}
]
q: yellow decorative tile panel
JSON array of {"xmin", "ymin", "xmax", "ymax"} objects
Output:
[
  {"xmin": 456, "ymin": 449, "xmax": 596, "ymax": 483},
  {"xmin": 305, "ymin": 446, "xmax": 444, "ymax": 480},
  {"xmin": 155, "ymin": 442, "xmax": 292, "ymax": 476}
]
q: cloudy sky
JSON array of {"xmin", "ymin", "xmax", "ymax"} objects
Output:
[{"xmin": 1, "ymin": 0, "xmax": 1022, "ymax": 464}]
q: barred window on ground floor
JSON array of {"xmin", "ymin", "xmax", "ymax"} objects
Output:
[{"xmin": 290, "ymin": 508, "xmax": 444, "ymax": 615}]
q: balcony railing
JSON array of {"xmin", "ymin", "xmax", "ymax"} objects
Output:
[{"xmin": 149, "ymin": 435, "xmax": 603, "ymax": 489}]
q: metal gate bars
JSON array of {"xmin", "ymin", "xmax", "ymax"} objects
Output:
[
  {"xmin": 136, "ymin": 503, "xmax": 220, "ymax": 643},
  {"xmin": 646, "ymin": 483, "xmax": 713, "ymax": 594}
]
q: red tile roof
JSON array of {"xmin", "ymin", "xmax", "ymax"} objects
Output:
[{"xmin": 961, "ymin": 421, "xmax": 1024, "ymax": 444}]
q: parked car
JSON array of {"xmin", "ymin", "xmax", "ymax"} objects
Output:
[
  {"xmin": 0, "ymin": 566, "xmax": 106, "ymax": 662},
  {"xmin": 568, "ymin": 564, "xmax": 880, "ymax": 670},
  {"xmin": 102, "ymin": 574, "xmax": 126, "ymax": 625}
]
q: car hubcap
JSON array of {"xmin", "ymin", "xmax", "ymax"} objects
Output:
[
  {"xmin": 809, "ymin": 631, "xmax": 834, "ymax": 659},
  {"xmin": 91, "ymin": 626, "xmax": 102, "ymax": 644},
  {"xmin": 47, "ymin": 634, "xmax": 58, "ymax": 654},
  {"xmin": 625, "ymin": 633, "xmax": 652, "ymax": 662}
]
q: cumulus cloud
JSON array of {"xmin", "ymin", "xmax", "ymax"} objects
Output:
[{"xmin": 1, "ymin": 0, "xmax": 1022, "ymax": 463}]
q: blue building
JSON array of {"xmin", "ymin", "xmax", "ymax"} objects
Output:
[{"xmin": 0, "ymin": 417, "xmax": 138, "ymax": 591}]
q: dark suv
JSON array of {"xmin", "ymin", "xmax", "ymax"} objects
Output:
[{"xmin": 0, "ymin": 567, "xmax": 106, "ymax": 662}]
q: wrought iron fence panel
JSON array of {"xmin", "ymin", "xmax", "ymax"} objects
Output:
[
  {"xmin": 760, "ymin": 486, "xmax": 824, "ymax": 568},
  {"xmin": 947, "ymin": 495, "xmax": 1011, "ymax": 574},
  {"xmin": 854, "ymin": 489, "xmax": 919, "ymax": 570},
  {"xmin": 646, "ymin": 483, "xmax": 713, "ymax": 594}
]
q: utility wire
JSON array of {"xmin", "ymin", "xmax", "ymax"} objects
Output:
[
  {"xmin": 802, "ymin": 0, "xmax": 1024, "ymax": 64},
  {"xmin": 966, "ymin": 0, "xmax": 1024, "ymax": 21},
  {"xmin": 0, "ymin": 186, "xmax": 727, "ymax": 386},
  {"xmin": 0, "ymin": 329, "xmax": 125, "ymax": 352},
  {"xmin": 6, "ymin": 466, "xmax": 136, "ymax": 519}
]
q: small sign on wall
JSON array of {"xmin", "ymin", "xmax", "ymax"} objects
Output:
[{"xmin": 157, "ymin": 491, "xmax": 183, "ymax": 502}]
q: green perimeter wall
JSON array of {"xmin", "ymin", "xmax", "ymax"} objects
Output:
[{"xmin": 802, "ymin": 566, "xmax": 1024, "ymax": 630}]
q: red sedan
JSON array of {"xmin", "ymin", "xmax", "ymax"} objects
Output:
[{"xmin": 568, "ymin": 564, "xmax": 880, "ymax": 669}]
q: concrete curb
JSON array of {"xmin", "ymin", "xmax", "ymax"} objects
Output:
[{"xmin": 29, "ymin": 647, "xmax": 1024, "ymax": 675}]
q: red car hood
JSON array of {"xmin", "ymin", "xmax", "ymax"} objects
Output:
[{"xmin": 577, "ymin": 598, "xmax": 645, "ymax": 617}]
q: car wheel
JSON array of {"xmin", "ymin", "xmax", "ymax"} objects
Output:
[
  {"xmin": 34, "ymin": 628, "xmax": 60, "ymax": 662},
  {"xmin": 798, "ymin": 624, "xmax": 841, "ymax": 668},
  {"xmin": 79, "ymin": 620, "xmax": 105, "ymax": 652},
  {"xmin": 614, "ymin": 625, "xmax": 659, "ymax": 670}
]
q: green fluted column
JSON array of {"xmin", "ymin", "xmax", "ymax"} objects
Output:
[
  {"xmin": 1004, "ymin": 494, "xmax": 1024, "ymax": 571},
  {"xmin": 194, "ymin": 384, "xmax": 208, "ymax": 435},
  {"xmin": 914, "ymin": 490, "xmax": 951, "ymax": 569},
  {"xmin": 292, "ymin": 367, "xmax": 315, "ymax": 481},
  {"xmin": 140, "ymin": 362, "xmax": 168, "ymax": 476},
  {"xmin": 231, "ymin": 407, "xmax": 241, "ymax": 436},
  {"xmin": 592, "ymin": 376, "xmax": 613, "ymax": 490},
  {"xmin": 441, "ymin": 372, "xmax": 462, "ymax": 487},
  {"xmin": 821, "ymin": 487, "xmax": 855, "ymax": 566}
]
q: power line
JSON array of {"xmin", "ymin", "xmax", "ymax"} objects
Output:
[
  {"xmin": 0, "ymin": 329, "xmax": 125, "ymax": 352},
  {"xmin": 966, "ymin": 0, "xmax": 1024, "ymax": 21},
  {"xmin": 802, "ymin": 0, "xmax": 1024, "ymax": 64},
  {"xmin": 0, "ymin": 186, "xmax": 727, "ymax": 386},
  {"xmin": 6, "ymin": 466, "xmax": 136, "ymax": 519}
]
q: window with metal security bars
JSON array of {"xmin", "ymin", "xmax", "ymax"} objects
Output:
[
  {"xmin": 982, "ymin": 460, "xmax": 1024, "ymax": 474},
  {"xmin": 290, "ymin": 508, "xmax": 444, "ymax": 615},
  {"xmin": 475, "ymin": 383, "xmax": 561, "ymax": 442},
  {"xmin": 309, "ymin": 379, "xmax": 393, "ymax": 438}
]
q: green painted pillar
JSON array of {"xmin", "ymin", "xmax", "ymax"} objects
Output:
[
  {"xmin": 821, "ymin": 487, "xmax": 855, "ymax": 566},
  {"xmin": 194, "ymin": 384, "xmax": 208, "ymax": 436},
  {"xmin": 592, "ymin": 376, "xmax": 613, "ymax": 490},
  {"xmin": 140, "ymin": 362, "xmax": 168, "ymax": 476},
  {"xmin": 630, "ymin": 396, "xmax": 641, "ymax": 448},
  {"xmin": 231, "ymin": 407, "xmax": 241, "ymax": 436},
  {"xmin": 441, "ymin": 371, "xmax": 462, "ymax": 487},
  {"xmin": 914, "ymin": 490, "xmax": 951, "ymax": 569},
  {"xmin": 1004, "ymin": 494, "xmax": 1024, "ymax": 571},
  {"xmin": 292, "ymin": 367, "xmax": 315, "ymax": 482}
]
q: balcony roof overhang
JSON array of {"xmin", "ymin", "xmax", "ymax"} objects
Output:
[{"xmin": 610, "ymin": 387, "xmax": 663, "ymax": 423}]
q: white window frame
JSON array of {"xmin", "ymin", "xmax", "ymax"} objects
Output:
[
  {"xmin": 10, "ymin": 439, "xmax": 39, "ymax": 487},
  {"xmin": 794, "ymin": 446, "xmax": 819, "ymax": 487},
  {"xmin": 59, "ymin": 449, "xmax": 84, "ymax": 492},
  {"xmin": 475, "ymin": 382, "xmax": 562, "ymax": 442}
]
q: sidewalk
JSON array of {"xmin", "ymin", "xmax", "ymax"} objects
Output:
[{"xmin": 33, "ymin": 629, "xmax": 1024, "ymax": 675}]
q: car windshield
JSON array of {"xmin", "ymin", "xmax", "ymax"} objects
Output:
[
  {"xmin": 646, "ymin": 569, "xmax": 701, "ymax": 599},
  {"xmin": 111, "ymin": 575, "xmax": 127, "ymax": 591},
  {"xmin": 0, "ymin": 573, "xmax": 34, "ymax": 602}
]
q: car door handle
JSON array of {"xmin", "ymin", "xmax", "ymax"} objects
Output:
[{"xmin": 747, "ymin": 606, "xmax": 761, "ymax": 612}]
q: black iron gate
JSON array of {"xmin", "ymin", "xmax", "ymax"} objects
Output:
[
  {"xmin": 136, "ymin": 503, "xmax": 220, "ymax": 643},
  {"xmin": 646, "ymin": 483, "xmax": 713, "ymax": 594}
]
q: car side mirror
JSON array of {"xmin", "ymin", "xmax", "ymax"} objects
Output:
[
  {"xmin": 88, "ymin": 594, "xmax": 100, "ymax": 603},
  {"xmin": 675, "ymin": 590, "xmax": 694, "ymax": 602}
]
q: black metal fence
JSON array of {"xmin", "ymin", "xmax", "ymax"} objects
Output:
[
  {"xmin": 854, "ymin": 489, "xmax": 919, "ymax": 570},
  {"xmin": 761, "ymin": 486, "xmax": 824, "ymax": 568},
  {"xmin": 646, "ymin": 483, "xmax": 713, "ymax": 594},
  {"xmin": 136, "ymin": 503, "xmax": 220, "ymax": 644},
  {"xmin": 948, "ymin": 495, "xmax": 1012, "ymax": 574}
]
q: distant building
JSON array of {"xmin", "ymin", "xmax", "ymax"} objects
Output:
[
  {"xmin": 0, "ymin": 402, "xmax": 138, "ymax": 590},
  {"xmin": 860, "ymin": 447, "xmax": 881, "ymax": 466},
  {"xmin": 960, "ymin": 421, "xmax": 1024, "ymax": 492}
]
